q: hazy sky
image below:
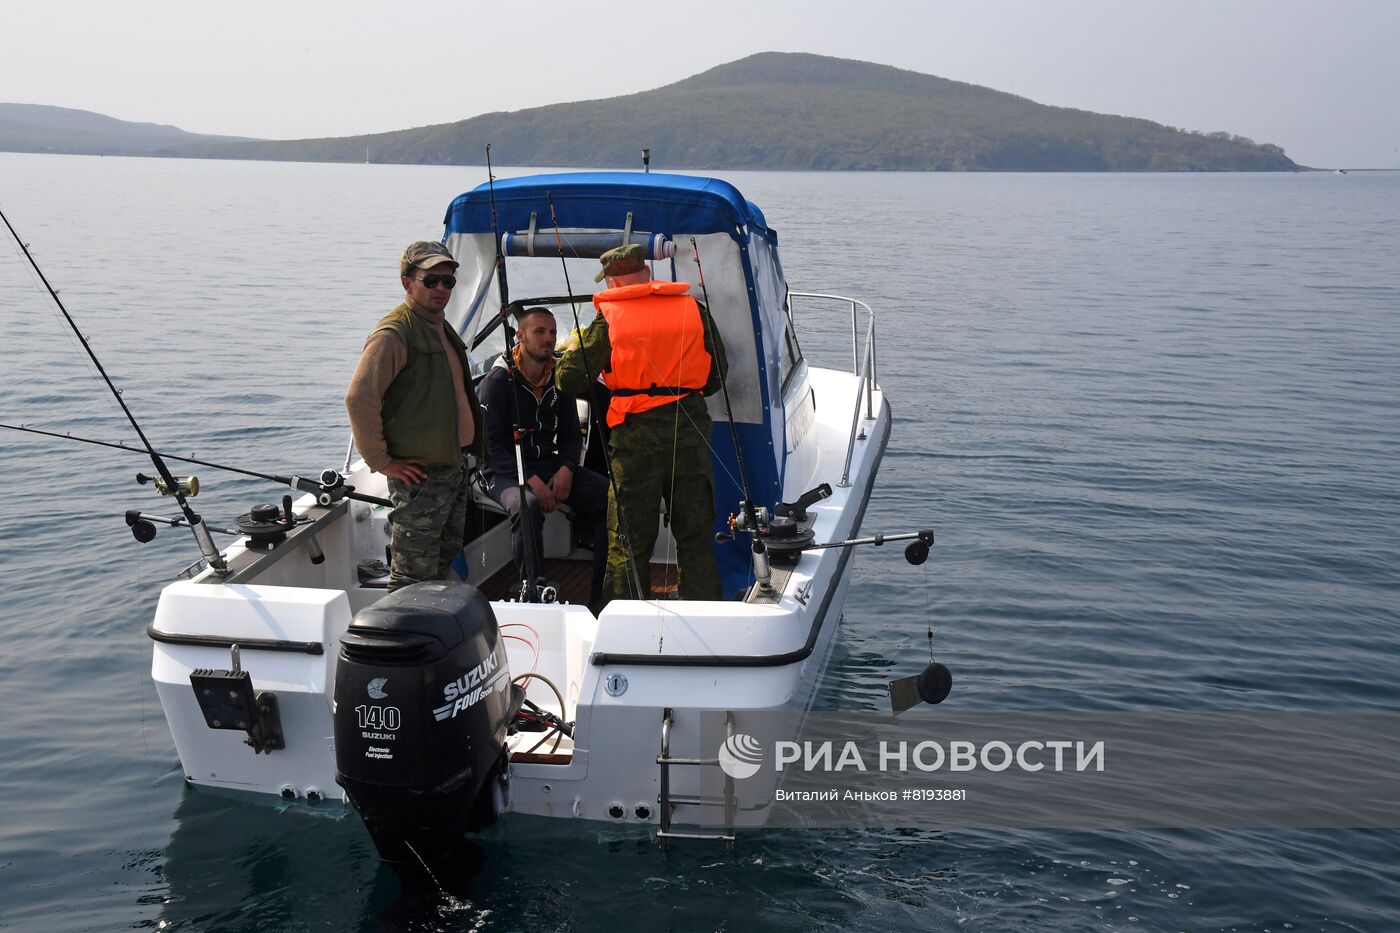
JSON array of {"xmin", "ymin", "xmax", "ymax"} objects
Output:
[{"xmin": 2, "ymin": 0, "xmax": 1395, "ymax": 168}]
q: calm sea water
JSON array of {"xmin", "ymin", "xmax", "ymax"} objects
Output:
[{"xmin": 1, "ymin": 154, "xmax": 1397, "ymax": 931}]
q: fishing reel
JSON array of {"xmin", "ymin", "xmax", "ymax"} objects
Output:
[
  {"xmin": 137, "ymin": 472, "xmax": 199, "ymax": 497},
  {"xmin": 310, "ymin": 469, "xmax": 348, "ymax": 506},
  {"xmin": 725, "ymin": 502, "xmax": 817, "ymax": 568},
  {"xmin": 287, "ymin": 469, "xmax": 351, "ymax": 506},
  {"xmin": 727, "ymin": 504, "xmax": 769, "ymax": 535},
  {"xmin": 507, "ymin": 577, "xmax": 560, "ymax": 604},
  {"xmin": 128, "ymin": 471, "xmax": 204, "ymax": 542}
]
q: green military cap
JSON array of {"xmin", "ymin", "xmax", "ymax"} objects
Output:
[
  {"xmin": 400, "ymin": 240, "xmax": 459, "ymax": 276},
  {"xmin": 595, "ymin": 243, "xmax": 646, "ymax": 282}
]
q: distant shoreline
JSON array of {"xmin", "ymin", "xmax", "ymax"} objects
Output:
[
  {"xmin": 5, "ymin": 148, "xmax": 1371, "ymax": 174},
  {"xmin": 0, "ymin": 55, "xmax": 1307, "ymax": 174}
]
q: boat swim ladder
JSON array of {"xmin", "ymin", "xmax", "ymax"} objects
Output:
[{"xmin": 656, "ymin": 708, "xmax": 737, "ymax": 850}]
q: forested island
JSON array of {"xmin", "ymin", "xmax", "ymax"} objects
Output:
[{"xmin": 1, "ymin": 52, "xmax": 1299, "ymax": 172}]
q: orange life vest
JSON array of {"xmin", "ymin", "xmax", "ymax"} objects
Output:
[{"xmin": 595, "ymin": 280, "xmax": 712, "ymax": 429}]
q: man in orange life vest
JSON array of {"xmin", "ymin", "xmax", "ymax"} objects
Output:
[{"xmin": 556, "ymin": 243, "xmax": 728, "ymax": 600}]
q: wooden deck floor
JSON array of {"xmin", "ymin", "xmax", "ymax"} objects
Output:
[{"xmin": 477, "ymin": 558, "xmax": 679, "ymax": 604}]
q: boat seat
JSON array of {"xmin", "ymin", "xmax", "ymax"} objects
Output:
[
  {"xmin": 468, "ymin": 394, "xmax": 592, "ymax": 518},
  {"xmin": 470, "ymin": 464, "xmax": 580, "ymax": 563},
  {"xmin": 471, "ymin": 470, "xmax": 575, "ymax": 519}
]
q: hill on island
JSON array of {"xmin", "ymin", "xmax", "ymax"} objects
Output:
[
  {"xmin": 3, "ymin": 53, "xmax": 1298, "ymax": 172},
  {"xmin": 0, "ymin": 102, "xmax": 248, "ymax": 155}
]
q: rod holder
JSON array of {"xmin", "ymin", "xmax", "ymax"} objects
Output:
[{"xmin": 751, "ymin": 541, "xmax": 774, "ymax": 597}]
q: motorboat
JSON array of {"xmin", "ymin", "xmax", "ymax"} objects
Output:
[{"xmin": 143, "ymin": 172, "xmax": 918, "ymax": 862}]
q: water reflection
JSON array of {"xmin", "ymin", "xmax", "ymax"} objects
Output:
[{"xmin": 158, "ymin": 789, "xmax": 480, "ymax": 930}]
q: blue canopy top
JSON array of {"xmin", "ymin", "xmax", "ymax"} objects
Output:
[
  {"xmin": 440, "ymin": 171, "xmax": 794, "ymax": 598},
  {"xmin": 444, "ymin": 172, "xmax": 771, "ymax": 240}
]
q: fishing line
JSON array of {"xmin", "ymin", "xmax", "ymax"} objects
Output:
[
  {"xmin": 486, "ymin": 144, "xmax": 543, "ymax": 601},
  {"xmin": 688, "ymin": 237, "xmax": 755, "ymax": 526},
  {"xmin": 133, "ymin": 541, "xmax": 152, "ymax": 762},
  {"xmin": 660, "ymin": 230, "xmax": 689, "ymax": 586},
  {"xmin": 484, "ymin": 144, "xmax": 511, "ymax": 310},
  {"xmin": 687, "ymin": 236, "xmax": 771, "ymax": 592},
  {"xmin": 606, "ymin": 325, "xmax": 745, "ymax": 493},
  {"xmin": 665, "ymin": 370, "xmax": 681, "ymax": 590},
  {"xmin": 3, "ymin": 235, "xmax": 103, "ymax": 384},
  {"xmin": 668, "ymin": 257, "xmax": 703, "ymax": 588},
  {"xmin": 0, "ymin": 205, "xmax": 229, "ymax": 573},
  {"xmin": 584, "ymin": 246, "xmax": 751, "ymax": 592},
  {"xmin": 544, "ymin": 191, "xmax": 647, "ymax": 602},
  {"xmin": 0, "ymin": 422, "xmax": 391, "ymax": 507}
]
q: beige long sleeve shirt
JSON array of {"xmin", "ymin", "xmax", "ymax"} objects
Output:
[{"xmin": 344, "ymin": 300, "xmax": 475, "ymax": 471}]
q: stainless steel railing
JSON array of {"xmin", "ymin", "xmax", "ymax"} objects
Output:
[{"xmin": 786, "ymin": 292, "xmax": 879, "ymax": 487}]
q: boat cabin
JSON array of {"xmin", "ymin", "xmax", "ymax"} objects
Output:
[{"xmin": 442, "ymin": 172, "xmax": 814, "ymax": 599}]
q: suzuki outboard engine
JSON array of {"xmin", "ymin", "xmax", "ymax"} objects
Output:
[{"xmin": 334, "ymin": 582, "xmax": 520, "ymax": 866}]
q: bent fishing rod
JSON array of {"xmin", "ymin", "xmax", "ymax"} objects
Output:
[
  {"xmin": 0, "ymin": 205, "xmax": 232, "ymax": 572},
  {"xmin": 0, "ymin": 423, "xmax": 391, "ymax": 508}
]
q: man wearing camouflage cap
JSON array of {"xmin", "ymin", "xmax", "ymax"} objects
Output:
[
  {"xmin": 345, "ymin": 240, "xmax": 485, "ymax": 590},
  {"xmin": 557, "ymin": 243, "xmax": 728, "ymax": 601}
]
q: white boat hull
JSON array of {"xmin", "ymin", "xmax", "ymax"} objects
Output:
[{"xmin": 152, "ymin": 364, "xmax": 890, "ymax": 832}]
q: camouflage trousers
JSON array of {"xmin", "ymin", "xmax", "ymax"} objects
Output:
[
  {"xmin": 385, "ymin": 458, "xmax": 469, "ymax": 591},
  {"xmin": 603, "ymin": 404, "xmax": 722, "ymax": 601}
]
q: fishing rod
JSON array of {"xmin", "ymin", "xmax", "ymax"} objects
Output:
[
  {"xmin": 484, "ymin": 144, "xmax": 512, "ymax": 308},
  {"xmin": 0, "ymin": 423, "xmax": 391, "ymax": 508},
  {"xmin": 0, "ymin": 206, "xmax": 229, "ymax": 573},
  {"xmin": 544, "ymin": 191, "xmax": 647, "ymax": 602},
  {"xmin": 486, "ymin": 145, "xmax": 543, "ymax": 603},
  {"xmin": 689, "ymin": 237, "xmax": 772, "ymax": 594}
]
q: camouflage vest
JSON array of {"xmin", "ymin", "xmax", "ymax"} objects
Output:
[{"xmin": 372, "ymin": 303, "xmax": 477, "ymax": 466}]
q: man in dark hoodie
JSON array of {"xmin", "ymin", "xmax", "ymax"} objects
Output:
[{"xmin": 479, "ymin": 306, "xmax": 608, "ymax": 609}]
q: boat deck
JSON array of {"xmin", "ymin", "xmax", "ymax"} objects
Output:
[{"xmin": 477, "ymin": 557, "xmax": 679, "ymax": 604}]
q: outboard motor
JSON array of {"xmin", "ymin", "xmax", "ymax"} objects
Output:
[{"xmin": 334, "ymin": 582, "xmax": 521, "ymax": 866}]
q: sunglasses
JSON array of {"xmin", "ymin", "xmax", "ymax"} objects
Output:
[{"xmin": 414, "ymin": 273, "xmax": 457, "ymax": 289}]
